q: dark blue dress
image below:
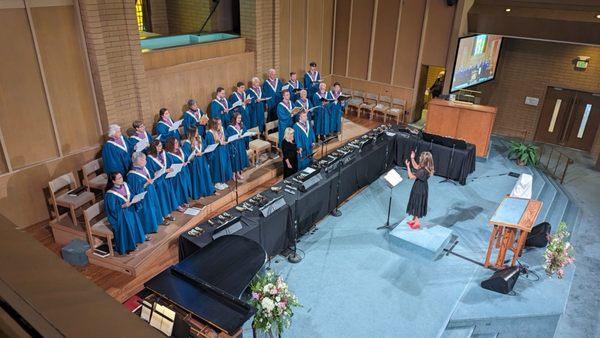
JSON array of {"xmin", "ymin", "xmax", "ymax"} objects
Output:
[
  {"xmin": 183, "ymin": 109, "xmax": 207, "ymax": 137},
  {"xmin": 225, "ymin": 125, "xmax": 249, "ymax": 172},
  {"xmin": 155, "ymin": 119, "xmax": 181, "ymax": 144},
  {"xmin": 262, "ymin": 78, "xmax": 283, "ymax": 121},
  {"xmin": 146, "ymin": 152, "xmax": 179, "ymax": 216},
  {"xmin": 293, "ymin": 121, "xmax": 316, "ymax": 170},
  {"xmin": 182, "ymin": 139, "xmax": 215, "ymax": 199},
  {"xmin": 102, "ymin": 137, "xmax": 131, "ymax": 175},
  {"xmin": 312, "ymin": 91, "xmax": 333, "ymax": 136},
  {"xmin": 205, "ymin": 130, "xmax": 233, "ymax": 184},
  {"xmin": 228, "ymin": 92, "xmax": 251, "ymax": 128},
  {"xmin": 277, "ymin": 100, "xmax": 294, "ymax": 146},
  {"xmin": 329, "ymin": 91, "xmax": 344, "ymax": 133},
  {"xmin": 104, "ymin": 184, "xmax": 146, "ymax": 255},
  {"xmin": 304, "ymin": 71, "xmax": 321, "ymax": 98},
  {"xmin": 126, "ymin": 168, "xmax": 162, "ymax": 234},
  {"xmin": 246, "ymin": 87, "xmax": 265, "ymax": 132},
  {"xmin": 166, "ymin": 150, "xmax": 191, "ymax": 205},
  {"xmin": 210, "ymin": 99, "xmax": 231, "ymax": 127}
]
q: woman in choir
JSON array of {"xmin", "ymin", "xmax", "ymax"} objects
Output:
[
  {"xmin": 405, "ymin": 151, "xmax": 435, "ymax": 230},
  {"xmin": 104, "ymin": 172, "xmax": 146, "ymax": 255},
  {"xmin": 229, "ymin": 82, "xmax": 252, "ymax": 128},
  {"xmin": 164, "ymin": 137, "xmax": 191, "ymax": 210},
  {"xmin": 127, "ymin": 152, "xmax": 164, "ymax": 233},
  {"xmin": 329, "ymin": 82, "xmax": 344, "ymax": 136},
  {"xmin": 155, "ymin": 108, "xmax": 181, "ymax": 143},
  {"xmin": 294, "ymin": 89, "xmax": 313, "ymax": 123},
  {"xmin": 205, "ymin": 118, "xmax": 233, "ymax": 190},
  {"xmin": 210, "ymin": 87, "xmax": 232, "ymax": 127},
  {"xmin": 286, "ymin": 72, "xmax": 303, "ymax": 101},
  {"xmin": 183, "ymin": 99, "xmax": 208, "ymax": 138},
  {"xmin": 225, "ymin": 112, "xmax": 249, "ymax": 180},
  {"xmin": 262, "ymin": 68, "xmax": 283, "ymax": 122},
  {"xmin": 129, "ymin": 120, "xmax": 153, "ymax": 153},
  {"xmin": 312, "ymin": 82, "xmax": 333, "ymax": 140},
  {"xmin": 304, "ymin": 61, "xmax": 321, "ymax": 98},
  {"xmin": 246, "ymin": 77, "xmax": 266, "ymax": 132},
  {"xmin": 146, "ymin": 140, "xmax": 178, "ymax": 220},
  {"xmin": 282, "ymin": 127, "xmax": 298, "ymax": 178},
  {"xmin": 102, "ymin": 124, "xmax": 132, "ymax": 175},
  {"xmin": 277, "ymin": 89, "xmax": 295, "ymax": 146},
  {"xmin": 181, "ymin": 126, "xmax": 215, "ymax": 199},
  {"xmin": 293, "ymin": 110, "xmax": 316, "ymax": 170}
]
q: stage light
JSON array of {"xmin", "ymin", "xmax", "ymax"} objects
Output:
[
  {"xmin": 505, "ymin": 8, "xmax": 511, "ymax": 12},
  {"xmin": 596, "ymin": 14, "xmax": 600, "ymax": 19}
]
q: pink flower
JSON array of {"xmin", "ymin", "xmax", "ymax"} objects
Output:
[
  {"xmin": 252, "ymin": 292, "xmax": 260, "ymax": 300},
  {"xmin": 270, "ymin": 288, "xmax": 278, "ymax": 295}
]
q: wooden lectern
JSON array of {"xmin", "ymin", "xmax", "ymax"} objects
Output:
[{"xmin": 426, "ymin": 99, "xmax": 496, "ymax": 157}]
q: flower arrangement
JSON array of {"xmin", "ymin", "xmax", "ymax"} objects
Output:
[
  {"xmin": 249, "ymin": 271, "xmax": 301, "ymax": 337},
  {"xmin": 543, "ymin": 221, "xmax": 575, "ymax": 279}
]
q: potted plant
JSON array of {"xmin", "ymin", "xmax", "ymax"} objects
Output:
[
  {"xmin": 249, "ymin": 271, "xmax": 301, "ymax": 338},
  {"xmin": 508, "ymin": 141, "xmax": 539, "ymax": 166},
  {"xmin": 544, "ymin": 221, "xmax": 575, "ymax": 279}
]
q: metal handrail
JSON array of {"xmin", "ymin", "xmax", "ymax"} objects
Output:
[{"xmin": 537, "ymin": 144, "xmax": 574, "ymax": 184}]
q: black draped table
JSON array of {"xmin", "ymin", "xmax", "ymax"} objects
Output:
[{"xmin": 394, "ymin": 131, "xmax": 476, "ymax": 185}]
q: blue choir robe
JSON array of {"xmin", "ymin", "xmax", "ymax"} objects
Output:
[
  {"xmin": 294, "ymin": 98, "xmax": 313, "ymax": 123},
  {"xmin": 182, "ymin": 139, "xmax": 215, "ymax": 199},
  {"xmin": 285, "ymin": 80, "xmax": 303, "ymax": 101},
  {"xmin": 102, "ymin": 136, "xmax": 131, "ymax": 175},
  {"xmin": 225, "ymin": 125, "xmax": 249, "ymax": 172},
  {"xmin": 228, "ymin": 92, "xmax": 251, "ymax": 128},
  {"xmin": 246, "ymin": 87, "xmax": 266, "ymax": 132},
  {"xmin": 129, "ymin": 132, "xmax": 153, "ymax": 154},
  {"xmin": 126, "ymin": 168, "xmax": 162, "ymax": 234},
  {"xmin": 146, "ymin": 152, "xmax": 179, "ymax": 216},
  {"xmin": 329, "ymin": 91, "xmax": 344, "ymax": 133},
  {"xmin": 104, "ymin": 184, "xmax": 145, "ymax": 255},
  {"xmin": 166, "ymin": 150, "xmax": 191, "ymax": 205},
  {"xmin": 210, "ymin": 98, "xmax": 231, "ymax": 127},
  {"xmin": 304, "ymin": 71, "xmax": 321, "ymax": 98},
  {"xmin": 293, "ymin": 121, "xmax": 316, "ymax": 170},
  {"xmin": 277, "ymin": 100, "xmax": 294, "ymax": 146},
  {"xmin": 183, "ymin": 109, "xmax": 207, "ymax": 137},
  {"xmin": 312, "ymin": 91, "xmax": 333, "ymax": 136},
  {"xmin": 205, "ymin": 130, "xmax": 233, "ymax": 184},
  {"xmin": 155, "ymin": 118, "xmax": 181, "ymax": 144},
  {"xmin": 262, "ymin": 78, "xmax": 283, "ymax": 121}
]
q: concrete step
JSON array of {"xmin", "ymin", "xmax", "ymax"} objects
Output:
[
  {"xmin": 529, "ymin": 167, "xmax": 547, "ymax": 200},
  {"xmin": 471, "ymin": 334, "xmax": 498, "ymax": 338},
  {"xmin": 441, "ymin": 326, "xmax": 475, "ymax": 338},
  {"xmin": 535, "ymin": 172, "xmax": 557, "ymax": 224}
]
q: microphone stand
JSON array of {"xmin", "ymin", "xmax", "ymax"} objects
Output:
[
  {"xmin": 331, "ymin": 159, "xmax": 343, "ymax": 217},
  {"xmin": 440, "ymin": 143, "xmax": 458, "ymax": 185},
  {"xmin": 288, "ymin": 191, "xmax": 302, "ymax": 263}
]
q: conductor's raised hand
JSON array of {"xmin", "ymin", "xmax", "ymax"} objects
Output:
[
  {"xmin": 410, "ymin": 151, "xmax": 416, "ymax": 159},
  {"xmin": 405, "ymin": 159, "xmax": 410, "ymax": 168}
]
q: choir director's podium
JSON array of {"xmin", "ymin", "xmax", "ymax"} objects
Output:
[{"xmin": 484, "ymin": 197, "xmax": 542, "ymax": 269}]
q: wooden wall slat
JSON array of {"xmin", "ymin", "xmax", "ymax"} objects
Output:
[
  {"xmin": 306, "ymin": 0, "xmax": 322, "ymax": 75},
  {"xmin": 393, "ymin": 0, "xmax": 426, "ymax": 88},
  {"xmin": 421, "ymin": 0, "xmax": 456, "ymax": 67},
  {"xmin": 370, "ymin": 0, "xmax": 400, "ymax": 83},
  {"xmin": 332, "ymin": 0, "xmax": 351, "ymax": 75},
  {"xmin": 289, "ymin": 0, "xmax": 307, "ymax": 76},
  {"xmin": 347, "ymin": 0, "xmax": 374, "ymax": 79},
  {"xmin": 321, "ymin": 0, "xmax": 334, "ymax": 75},
  {"xmin": 279, "ymin": 0, "xmax": 291, "ymax": 78}
]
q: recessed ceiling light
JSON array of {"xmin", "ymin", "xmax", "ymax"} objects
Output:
[
  {"xmin": 505, "ymin": 8, "xmax": 511, "ymax": 12},
  {"xmin": 596, "ymin": 14, "xmax": 600, "ymax": 19}
]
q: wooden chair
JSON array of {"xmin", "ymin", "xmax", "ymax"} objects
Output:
[
  {"xmin": 358, "ymin": 92, "xmax": 378, "ymax": 118},
  {"xmin": 346, "ymin": 90, "xmax": 364, "ymax": 116},
  {"xmin": 246, "ymin": 148, "xmax": 256, "ymax": 166},
  {"xmin": 248, "ymin": 126, "xmax": 271, "ymax": 165},
  {"xmin": 49, "ymin": 172, "xmax": 96, "ymax": 226},
  {"xmin": 82, "ymin": 158, "xmax": 107, "ymax": 193},
  {"xmin": 83, "ymin": 201, "xmax": 115, "ymax": 257},
  {"xmin": 266, "ymin": 120, "xmax": 280, "ymax": 151},
  {"xmin": 385, "ymin": 98, "xmax": 407, "ymax": 124},
  {"xmin": 372, "ymin": 95, "xmax": 391, "ymax": 121}
]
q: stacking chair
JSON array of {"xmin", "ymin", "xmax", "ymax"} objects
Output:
[
  {"xmin": 266, "ymin": 120, "xmax": 280, "ymax": 150},
  {"xmin": 346, "ymin": 90, "xmax": 364, "ymax": 116},
  {"xmin": 385, "ymin": 98, "xmax": 407, "ymax": 124},
  {"xmin": 248, "ymin": 126, "xmax": 271, "ymax": 165},
  {"xmin": 358, "ymin": 92, "xmax": 378, "ymax": 118},
  {"xmin": 372, "ymin": 95, "xmax": 391, "ymax": 121},
  {"xmin": 82, "ymin": 158, "xmax": 107, "ymax": 193},
  {"xmin": 83, "ymin": 201, "xmax": 115, "ymax": 257},
  {"xmin": 49, "ymin": 172, "xmax": 96, "ymax": 226}
]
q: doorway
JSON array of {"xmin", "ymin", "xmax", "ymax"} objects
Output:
[{"xmin": 535, "ymin": 87, "xmax": 600, "ymax": 152}]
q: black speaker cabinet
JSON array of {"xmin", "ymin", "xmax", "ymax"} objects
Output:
[
  {"xmin": 525, "ymin": 222, "xmax": 551, "ymax": 248},
  {"xmin": 480, "ymin": 266, "xmax": 520, "ymax": 294}
]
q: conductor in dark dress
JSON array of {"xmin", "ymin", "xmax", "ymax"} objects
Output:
[
  {"xmin": 282, "ymin": 127, "xmax": 299, "ymax": 178},
  {"xmin": 405, "ymin": 151, "xmax": 435, "ymax": 229}
]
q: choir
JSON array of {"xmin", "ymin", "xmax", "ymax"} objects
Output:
[{"xmin": 100, "ymin": 63, "xmax": 342, "ymax": 255}]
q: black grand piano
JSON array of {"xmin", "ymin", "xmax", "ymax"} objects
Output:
[{"xmin": 144, "ymin": 235, "xmax": 267, "ymax": 337}]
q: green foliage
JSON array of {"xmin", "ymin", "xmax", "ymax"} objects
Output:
[{"xmin": 508, "ymin": 141, "xmax": 539, "ymax": 166}]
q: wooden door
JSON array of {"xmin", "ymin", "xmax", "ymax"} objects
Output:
[
  {"xmin": 535, "ymin": 87, "xmax": 575, "ymax": 145},
  {"xmin": 563, "ymin": 92, "xmax": 600, "ymax": 151}
]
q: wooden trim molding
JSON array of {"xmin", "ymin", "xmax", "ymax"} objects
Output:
[
  {"xmin": 390, "ymin": 0, "xmax": 403, "ymax": 84},
  {"xmin": 367, "ymin": 0, "xmax": 378, "ymax": 81}
]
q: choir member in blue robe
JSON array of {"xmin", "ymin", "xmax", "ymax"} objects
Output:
[
  {"xmin": 329, "ymin": 82, "xmax": 345, "ymax": 135},
  {"xmin": 165, "ymin": 137, "xmax": 191, "ymax": 209},
  {"xmin": 183, "ymin": 99, "xmax": 208, "ymax": 137},
  {"xmin": 104, "ymin": 172, "xmax": 146, "ymax": 255},
  {"xmin": 229, "ymin": 82, "xmax": 252, "ymax": 129},
  {"xmin": 304, "ymin": 62, "xmax": 321, "ymax": 98},
  {"xmin": 102, "ymin": 124, "xmax": 132, "ymax": 176},
  {"xmin": 295, "ymin": 89, "xmax": 313, "ymax": 123},
  {"xmin": 225, "ymin": 113, "xmax": 249, "ymax": 180},
  {"xmin": 181, "ymin": 126, "xmax": 215, "ymax": 199},
  {"xmin": 312, "ymin": 82, "xmax": 333, "ymax": 139},
  {"xmin": 127, "ymin": 152, "xmax": 163, "ymax": 234},
  {"xmin": 205, "ymin": 118, "xmax": 233, "ymax": 190},
  {"xmin": 154, "ymin": 108, "xmax": 181, "ymax": 143},
  {"xmin": 262, "ymin": 68, "xmax": 283, "ymax": 122},
  {"xmin": 286, "ymin": 72, "xmax": 303, "ymax": 101},
  {"xmin": 293, "ymin": 111, "xmax": 316, "ymax": 171},
  {"xmin": 210, "ymin": 87, "xmax": 232, "ymax": 127},
  {"xmin": 129, "ymin": 120, "xmax": 153, "ymax": 154},
  {"xmin": 146, "ymin": 140, "xmax": 178, "ymax": 220},
  {"xmin": 277, "ymin": 90, "xmax": 296, "ymax": 146},
  {"xmin": 246, "ymin": 77, "xmax": 267, "ymax": 132}
]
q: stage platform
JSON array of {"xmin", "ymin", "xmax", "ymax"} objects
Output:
[{"xmin": 245, "ymin": 137, "xmax": 580, "ymax": 338}]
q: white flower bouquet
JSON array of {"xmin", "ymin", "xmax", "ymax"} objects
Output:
[{"xmin": 544, "ymin": 221, "xmax": 575, "ymax": 279}]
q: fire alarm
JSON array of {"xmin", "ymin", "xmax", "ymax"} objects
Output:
[{"xmin": 575, "ymin": 56, "xmax": 590, "ymax": 69}]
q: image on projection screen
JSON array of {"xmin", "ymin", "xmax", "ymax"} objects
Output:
[{"xmin": 451, "ymin": 34, "xmax": 503, "ymax": 92}]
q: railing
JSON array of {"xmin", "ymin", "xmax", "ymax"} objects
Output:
[{"xmin": 537, "ymin": 144, "xmax": 574, "ymax": 184}]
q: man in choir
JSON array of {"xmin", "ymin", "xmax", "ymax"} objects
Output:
[
  {"xmin": 295, "ymin": 89, "xmax": 313, "ymax": 123},
  {"xmin": 246, "ymin": 77, "xmax": 267, "ymax": 132},
  {"xmin": 146, "ymin": 140, "xmax": 178, "ymax": 219},
  {"xmin": 329, "ymin": 82, "xmax": 345, "ymax": 136},
  {"xmin": 277, "ymin": 90, "xmax": 295, "ymax": 146},
  {"xmin": 127, "ymin": 152, "xmax": 164, "ymax": 234},
  {"xmin": 262, "ymin": 68, "xmax": 283, "ymax": 122},
  {"xmin": 229, "ymin": 82, "xmax": 252, "ymax": 129},
  {"xmin": 155, "ymin": 108, "xmax": 181, "ymax": 143},
  {"xmin": 210, "ymin": 87, "xmax": 232, "ymax": 127},
  {"xmin": 286, "ymin": 72, "xmax": 303, "ymax": 101},
  {"xmin": 104, "ymin": 172, "xmax": 146, "ymax": 255},
  {"xmin": 312, "ymin": 82, "xmax": 333, "ymax": 140},
  {"xmin": 102, "ymin": 124, "xmax": 132, "ymax": 176},
  {"xmin": 183, "ymin": 99, "xmax": 208, "ymax": 137},
  {"xmin": 181, "ymin": 126, "xmax": 215, "ymax": 199},
  {"xmin": 225, "ymin": 113, "xmax": 249, "ymax": 180},
  {"xmin": 293, "ymin": 110, "xmax": 316, "ymax": 170},
  {"xmin": 129, "ymin": 120, "xmax": 153, "ymax": 153},
  {"xmin": 205, "ymin": 118, "xmax": 233, "ymax": 190},
  {"xmin": 304, "ymin": 62, "xmax": 321, "ymax": 98}
]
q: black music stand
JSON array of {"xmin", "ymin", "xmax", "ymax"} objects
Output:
[
  {"xmin": 377, "ymin": 168, "xmax": 403, "ymax": 230},
  {"xmin": 439, "ymin": 139, "xmax": 466, "ymax": 185},
  {"xmin": 320, "ymin": 135, "xmax": 337, "ymax": 158}
]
